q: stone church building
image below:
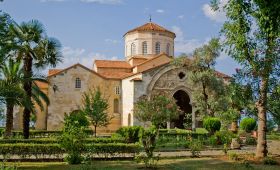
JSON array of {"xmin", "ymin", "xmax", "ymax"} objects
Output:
[{"xmin": 14, "ymin": 22, "xmax": 230, "ymax": 132}]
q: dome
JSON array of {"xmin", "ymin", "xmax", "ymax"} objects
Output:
[
  {"xmin": 124, "ymin": 22, "xmax": 176, "ymax": 38},
  {"xmin": 124, "ymin": 22, "xmax": 175, "ymax": 59}
]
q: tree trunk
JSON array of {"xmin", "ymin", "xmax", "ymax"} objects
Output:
[
  {"xmin": 256, "ymin": 77, "xmax": 268, "ymax": 158},
  {"xmin": 94, "ymin": 125, "xmax": 97, "ymax": 138},
  {"xmin": 231, "ymin": 121, "xmax": 238, "ymax": 133},
  {"xmin": 23, "ymin": 56, "xmax": 33, "ymax": 139},
  {"xmin": 202, "ymin": 82, "xmax": 211, "ymax": 116},
  {"xmin": 4, "ymin": 102, "xmax": 14, "ymax": 138}
]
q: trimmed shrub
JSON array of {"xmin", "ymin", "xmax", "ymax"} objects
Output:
[
  {"xmin": 203, "ymin": 117, "xmax": 221, "ymax": 134},
  {"xmin": 116, "ymin": 126, "xmax": 143, "ymax": 143},
  {"xmin": 240, "ymin": 118, "xmax": 256, "ymax": 133},
  {"xmin": 214, "ymin": 130, "xmax": 236, "ymax": 145}
]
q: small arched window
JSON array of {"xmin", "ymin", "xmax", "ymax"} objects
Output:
[
  {"xmin": 131, "ymin": 43, "xmax": 136, "ymax": 56},
  {"xmin": 75, "ymin": 78, "xmax": 81, "ymax": 88},
  {"xmin": 114, "ymin": 99, "xmax": 119, "ymax": 113},
  {"xmin": 155, "ymin": 42, "xmax": 160, "ymax": 54},
  {"xmin": 142, "ymin": 41, "xmax": 147, "ymax": 55},
  {"xmin": 166, "ymin": 43, "xmax": 170, "ymax": 56},
  {"xmin": 128, "ymin": 113, "xmax": 131, "ymax": 126}
]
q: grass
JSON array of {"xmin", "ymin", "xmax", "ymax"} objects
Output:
[{"xmin": 1, "ymin": 158, "xmax": 278, "ymax": 170}]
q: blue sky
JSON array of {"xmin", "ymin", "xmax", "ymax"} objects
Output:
[{"xmin": 1, "ymin": 0, "xmax": 239, "ymax": 75}]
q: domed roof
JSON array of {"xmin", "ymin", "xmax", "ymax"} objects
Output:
[{"xmin": 124, "ymin": 22, "xmax": 176, "ymax": 37}]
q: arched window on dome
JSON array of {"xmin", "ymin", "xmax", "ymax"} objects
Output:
[
  {"xmin": 131, "ymin": 43, "xmax": 136, "ymax": 56},
  {"xmin": 166, "ymin": 43, "xmax": 170, "ymax": 56},
  {"xmin": 155, "ymin": 42, "xmax": 160, "ymax": 54},
  {"xmin": 142, "ymin": 41, "xmax": 147, "ymax": 55}
]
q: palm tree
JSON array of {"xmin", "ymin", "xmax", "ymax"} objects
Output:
[
  {"xmin": 9, "ymin": 20, "xmax": 62, "ymax": 138},
  {"xmin": 0, "ymin": 11, "xmax": 13, "ymax": 66},
  {"xmin": 0, "ymin": 59, "xmax": 24, "ymax": 138},
  {"xmin": 0, "ymin": 59, "xmax": 50, "ymax": 138}
]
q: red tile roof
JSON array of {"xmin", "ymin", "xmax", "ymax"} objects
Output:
[
  {"xmin": 34, "ymin": 81, "xmax": 48, "ymax": 89},
  {"xmin": 215, "ymin": 71, "xmax": 231, "ymax": 79},
  {"xmin": 133, "ymin": 53, "xmax": 170, "ymax": 67},
  {"xmin": 130, "ymin": 78, "xmax": 142, "ymax": 81},
  {"xmin": 125, "ymin": 22, "xmax": 176, "ymax": 37},
  {"xmin": 99, "ymin": 72, "xmax": 134, "ymax": 79},
  {"xmin": 47, "ymin": 63, "xmax": 106, "ymax": 78},
  {"xmin": 95, "ymin": 60, "xmax": 132, "ymax": 69},
  {"xmin": 48, "ymin": 69, "xmax": 62, "ymax": 76}
]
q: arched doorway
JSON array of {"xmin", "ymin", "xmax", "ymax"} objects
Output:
[{"xmin": 172, "ymin": 90, "xmax": 192, "ymax": 129}]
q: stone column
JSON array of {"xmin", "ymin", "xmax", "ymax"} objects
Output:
[
  {"xmin": 191, "ymin": 103, "xmax": 196, "ymax": 131},
  {"xmin": 167, "ymin": 122, "xmax": 170, "ymax": 129}
]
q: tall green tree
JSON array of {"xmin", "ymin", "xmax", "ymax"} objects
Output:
[
  {"xmin": 213, "ymin": 0, "xmax": 280, "ymax": 158},
  {"xmin": 0, "ymin": 59, "xmax": 25, "ymax": 138},
  {"xmin": 81, "ymin": 88, "xmax": 111, "ymax": 137},
  {"xmin": 0, "ymin": 59, "xmax": 50, "ymax": 138},
  {"xmin": 9, "ymin": 20, "xmax": 62, "ymax": 138},
  {"xmin": 188, "ymin": 38, "xmax": 226, "ymax": 117}
]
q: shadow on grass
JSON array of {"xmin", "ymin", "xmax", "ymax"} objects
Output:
[{"xmin": 17, "ymin": 158, "xmax": 280, "ymax": 170}]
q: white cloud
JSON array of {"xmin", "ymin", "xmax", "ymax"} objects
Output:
[
  {"xmin": 178, "ymin": 15, "xmax": 184, "ymax": 19},
  {"xmin": 55, "ymin": 46, "xmax": 116, "ymax": 69},
  {"xmin": 202, "ymin": 0, "xmax": 227, "ymax": 23},
  {"xmin": 105, "ymin": 39, "xmax": 120, "ymax": 44},
  {"xmin": 156, "ymin": 9, "xmax": 165, "ymax": 13},
  {"xmin": 80, "ymin": 0, "xmax": 123, "ymax": 4},
  {"xmin": 172, "ymin": 26, "xmax": 207, "ymax": 54}
]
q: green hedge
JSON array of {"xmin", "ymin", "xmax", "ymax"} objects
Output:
[
  {"xmin": 158, "ymin": 128, "xmax": 208, "ymax": 139},
  {"xmin": 0, "ymin": 143, "xmax": 63, "ymax": 158},
  {"xmin": 87, "ymin": 143, "xmax": 141, "ymax": 157},
  {"xmin": 0, "ymin": 137, "xmax": 126, "ymax": 144},
  {"xmin": 0, "ymin": 143, "xmax": 141, "ymax": 159},
  {"xmin": 10, "ymin": 129, "xmax": 94, "ymax": 138}
]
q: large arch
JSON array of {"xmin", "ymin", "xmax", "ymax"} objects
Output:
[
  {"xmin": 147, "ymin": 65, "xmax": 192, "ymax": 101},
  {"xmin": 145, "ymin": 64, "xmax": 196, "ymax": 129},
  {"xmin": 172, "ymin": 90, "xmax": 192, "ymax": 129}
]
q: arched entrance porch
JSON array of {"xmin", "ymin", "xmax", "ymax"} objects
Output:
[{"xmin": 171, "ymin": 90, "xmax": 192, "ymax": 129}]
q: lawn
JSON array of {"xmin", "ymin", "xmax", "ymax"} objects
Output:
[{"xmin": 4, "ymin": 158, "xmax": 278, "ymax": 170}]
